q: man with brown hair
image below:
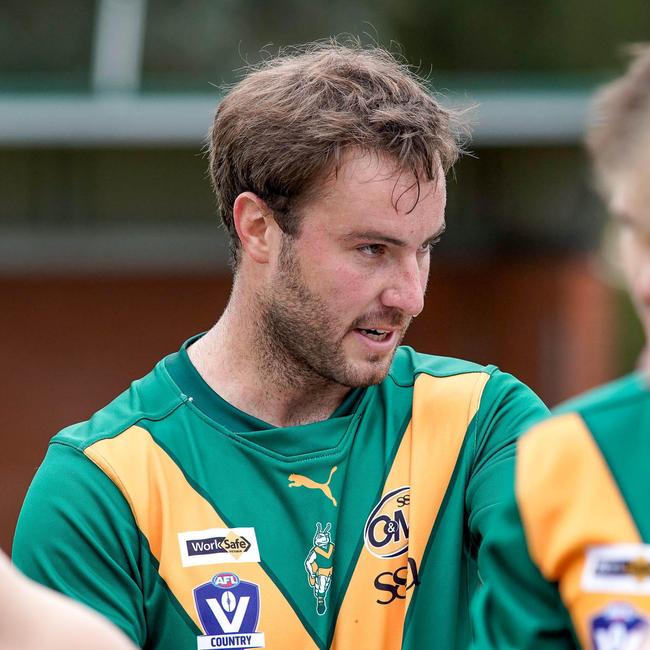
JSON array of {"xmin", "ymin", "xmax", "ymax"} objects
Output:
[
  {"xmin": 471, "ymin": 47, "xmax": 650, "ymax": 650},
  {"xmin": 14, "ymin": 43, "xmax": 546, "ymax": 649}
]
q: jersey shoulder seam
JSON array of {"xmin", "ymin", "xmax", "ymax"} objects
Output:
[{"xmin": 53, "ymin": 395, "xmax": 188, "ymax": 452}]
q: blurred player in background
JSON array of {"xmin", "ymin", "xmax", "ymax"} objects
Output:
[
  {"xmin": 471, "ymin": 46, "xmax": 650, "ymax": 650},
  {"xmin": 0, "ymin": 550, "xmax": 136, "ymax": 650},
  {"xmin": 12, "ymin": 42, "xmax": 547, "ymax": 649}
]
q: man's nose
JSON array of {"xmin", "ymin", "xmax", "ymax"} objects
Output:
[{"xmin": 380, "ymin": 258, "xmax": 426, "ymax": 318}]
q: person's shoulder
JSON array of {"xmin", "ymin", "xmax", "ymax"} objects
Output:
[
  {"xmin": 52, "ymin": 353, "xmax": 185, "ymax": 453},
  {"xmin": 388, "ymin": 346, "xmax": 498, "ymax": 386},
  {"xmin": 387, "ymin": 348, "xmax": 547, "ymax": 436},
  {"xmin": 387, "ymin": 346, "xmax": 539, "ymax": 404},
  {"xmin": 554, "ymin": 371, "xmax": 649, "ymax": 418},
  {"xmin": 518, "ymin": 372, "xmax": 649, "ymax": 457},
  {"xmin": 527, "ymin": 372, "xmax": 650, "ymax": 457}
]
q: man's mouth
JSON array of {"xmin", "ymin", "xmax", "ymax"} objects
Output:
[{"xmin": 355, "ymin": 327, "xmax": 392, "ymax": 342}]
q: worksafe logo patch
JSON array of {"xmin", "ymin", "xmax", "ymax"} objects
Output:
[
  {"xmin": 591, "ymin": 602, "xmax": 648, "ymax": 650},
  {"xmin": 178, "ymin": 527, "xmax": 260, "ymax": 567},
  {"xmin": 364, "ymin": 486, "xmax": 410, "ymax": 559},
  {"xmin": 193, "ymin": 573, "xmax": 265, "ymax": 649},
  {"xmin": 582, "ymin": 544, "xmax": 650, "ymax": 594}
]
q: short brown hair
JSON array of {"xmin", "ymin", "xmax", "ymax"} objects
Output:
[
  {"xmin": 208, "ymin": 41, "xmax": 463, "ymax": 266},
  {"xmin": 587, "ymin": 45, "xmax": 650, "ymax": 193}
]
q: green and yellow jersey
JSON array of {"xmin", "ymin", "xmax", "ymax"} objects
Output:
[
  {"xmin": 471, "ymin": 372, "xmax": 650, "ymax": 650},
  {"xmin": 14, "ymin": 337, "xmax": 546, "ymax": 649}
]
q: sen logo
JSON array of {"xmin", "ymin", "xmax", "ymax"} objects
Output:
[
  {"xmin": 364, "ymin": 486, "xmax": 410, "ymax": 558},
  {"xmin": 374, "ymin": 557, "xmax": 420, "ymax": 605},
  {"xmin": 212, "ymin": 572, "xmax": 240, "ymax": 589}
]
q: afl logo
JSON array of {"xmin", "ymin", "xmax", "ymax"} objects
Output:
[
  {"xmin": 211, "ymin": 572, "xmax": 240, "ymax": 589},
  {"xmin": 364, "ymin": 486, "xmax": 410, "ymax": 559}
]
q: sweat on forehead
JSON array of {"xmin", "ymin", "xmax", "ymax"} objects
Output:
[{"xmin": 587, "ymin": 45, "xmax": 650, "ymax": 190}]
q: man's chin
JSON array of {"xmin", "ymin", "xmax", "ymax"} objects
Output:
[{"xmin": 341, "ymin": 354, "xmax": 395, "ymax": 388}]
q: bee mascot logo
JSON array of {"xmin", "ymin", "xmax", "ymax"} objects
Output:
[{"xmin": 304, "ymin": 522, "xmax": 335, "ymax": 615}]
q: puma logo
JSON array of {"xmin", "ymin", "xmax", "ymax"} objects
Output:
[{"xmin": 288, "ymin": 466, "xmax": 338, "ymax": 507}]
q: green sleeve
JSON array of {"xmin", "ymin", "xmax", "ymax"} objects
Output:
[
  {"xmin": 12, "ymin": 441, "xmax": 146, "ymax": 646},
  {"xmin": 465, "ymin": 370, "xmax": 548, "ymax": 546},
  {"xmin": 469, "ymin": 461, "xmax": 578, "ymax": 649}
]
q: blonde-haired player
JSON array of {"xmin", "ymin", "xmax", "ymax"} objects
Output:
[{"xmin": 472, "ymin": 47, "xmax": 650, "ymax": 650}]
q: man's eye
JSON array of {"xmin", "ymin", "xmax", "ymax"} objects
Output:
[
  {"xmin": 419, "ymin": 237, "xmax": 441, "ymax": 253},
  {"xmin": 359, "ymin": 244, "xmax": 385, "ymax": 256}
]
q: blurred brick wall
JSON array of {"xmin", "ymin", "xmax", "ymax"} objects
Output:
[{"xmin": 1, "ymin": 254, "xmax": 614, "ymax": 552}]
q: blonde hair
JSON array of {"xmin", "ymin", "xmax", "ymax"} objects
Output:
[{"xmin": 587, "ymin": 44, "xmax": 650, "ymax": 194}]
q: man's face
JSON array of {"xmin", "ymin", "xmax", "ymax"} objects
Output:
[
  {"xmin": 609, "ymin": 153, "xmax": 650, "ymax": 341},
  {"xmin": 610, "ymin": 152, "xmax": 650, "ymax": 337},
  {"xmin": 259, "ymin": 151, "xmax": 446, "ymax": 388}
]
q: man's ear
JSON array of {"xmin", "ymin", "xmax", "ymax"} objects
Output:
[{"xmin": 233, "ymin": 192, "xmax": 278, "ymax": 264}]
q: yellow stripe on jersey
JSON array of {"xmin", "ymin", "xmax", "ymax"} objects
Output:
[
  {"xmin": 331, "ymin": 418, "xmax": 413, "ymax": 648},
  {"xmin": 332, "ymin": 372, "xmax": 489, "ymax": 649},
  {"xmin": 517, "ymin": 413, "xmax": 644, "ymax": 647},
  {"xmin": 407, "ymin": 372, "xmax": 490, "ymax": 573},
  {"xmin": 85, "ymin": 426, "xmax": 317, "ymax": 649}
]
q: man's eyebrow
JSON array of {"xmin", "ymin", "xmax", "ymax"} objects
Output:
[
  {"xmin": 342, "ymin": 223, "xmax": 446, "ymax": 247},
  {"xmin": 428, "ymin": 222, "xmax": 446, "ymax": 241},
  {"xmin": 612, "ymin": 210, "xmax": 650, "ymax": 237},
  {"xmin": 341, "ymin": 231, "xmax": 407, "ymax": 246}
]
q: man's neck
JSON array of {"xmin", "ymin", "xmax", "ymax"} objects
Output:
[{"xmin": 187, "ymin": 302, "xmax": 352, "ymax": 428}]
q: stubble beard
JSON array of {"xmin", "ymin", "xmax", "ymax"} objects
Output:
[{"xmin": 257, "ymin": 239, "xmax": 408, "ymax": 390}]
